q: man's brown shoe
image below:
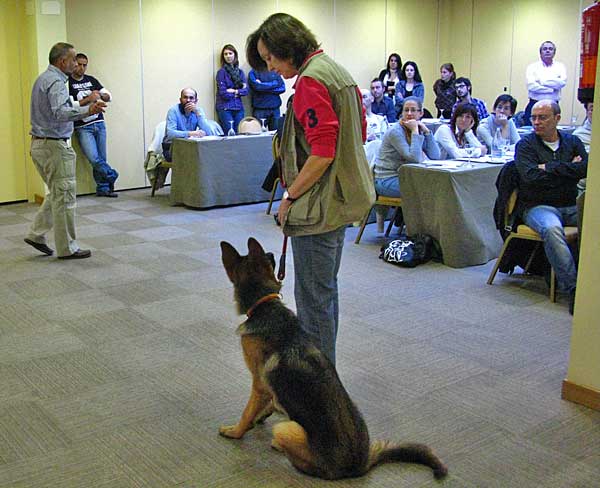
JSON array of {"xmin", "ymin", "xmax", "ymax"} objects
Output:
[
  {"xmin": 58, "ymin": 249, "xmax": 92, "ymax": 260},
  {"xmin": 24, "ymin": 238, "xmax": 54, "ymax": 256}
]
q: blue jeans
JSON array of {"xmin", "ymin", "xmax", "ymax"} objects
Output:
[
  {"xmin": 291, "ymin": 226, "xmax": 346, "ymax": 366},
  {"xmin": 253, "ymin": 108, "xmax": 281, "ymax": 131},
  {"xmin": 217, "ymin": 109, "xmax": 244, "ymax": 134},
  {"xmin": 75, "ymin": 122, "xmax": 118, "ymax": 193},
  {"xmin": 374, "ymin": 175, "xmax": 401, "ymax": 197},
  {"xmin": 523, "ymin": 205, "xmax": 578, "ymax": 292}
]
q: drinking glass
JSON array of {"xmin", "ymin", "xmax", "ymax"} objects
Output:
[
  {"xmin": 227, "ymin": 120, "xmax": 236, "ymax": 137},
  {"xmin": 260, "ymin": 118, "xmax": 268, "ymax": 132},
  {"xmin": 463, "ymin": 143, "xmax": 478, "ymax": 168}
]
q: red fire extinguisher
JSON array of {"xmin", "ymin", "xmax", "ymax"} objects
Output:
[{"xmin": 579, "ymin": 1, "xmax": 600, "ymax": 104}]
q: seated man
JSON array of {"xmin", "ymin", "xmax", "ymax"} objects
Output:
[
  {"xmin": 370, "ymin": 78, "xmax": 397, "ymax": 122},
  {"xmin": 361, "ymin": 88, "xmax": 385, "ymax": 141},
  {"xmin": 451, "ymin": 77, "xmax": 488, "ymax": 121},
  {"xmin": 515, "ymin": 100, "xmax": 587, "ymax": 314},
  {"xmin": 163, "ymin": 87, "xmax": 212, "ymax": 161}
]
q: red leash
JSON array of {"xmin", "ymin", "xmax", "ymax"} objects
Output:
[{"xmin": 277, "ymin": 235, "xmax": 288, "ymax": 281}]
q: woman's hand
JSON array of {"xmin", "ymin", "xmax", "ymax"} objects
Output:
[
  {"xmin": 401, "ymin": 119, "xmax": 419, "ymax": 134},
  {"xmin": 417, "ymin": 121, "xmax": 431, "ymax": 135},
  {"xmin": 226, "ymin": 88, "xmax": 235, "ymax": 94},
  {"xmin": 496, "ymin": 113, "xmax": 509, "ymax": 127}
]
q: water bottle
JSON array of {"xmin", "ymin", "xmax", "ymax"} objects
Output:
[
  {"xmin": 380, "ymin": 115, "xmax": 389, "ymax": 138},
  {"xmin": 492, "ymin": 127, "xmax": 503, "ymax": 158}
]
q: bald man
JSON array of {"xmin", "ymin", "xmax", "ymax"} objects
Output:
[
  {"xmin": 162, "ymin": 87, "xmax": 212, "ymax": 161},
  {"xmin": 514, "ymin": 100, "xmax": 587, "ymax": 314}
]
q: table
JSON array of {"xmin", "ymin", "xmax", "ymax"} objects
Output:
[
  {"xmin": 399, "ymin": 161, "xmax": 503, "ymax": 268},
  {"xmin": 170, "ymin": 133, "xmax": 274, "ymax": 208}
]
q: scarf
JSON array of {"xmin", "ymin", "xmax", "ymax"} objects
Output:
[{"xmin": 224, "ymin": 63, "xmax": 244, "ymax": 89}]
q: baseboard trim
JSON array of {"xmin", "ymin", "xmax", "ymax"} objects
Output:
[
  {"xmin": 562, "ymin": 379, "xmax": 600, "ymax": 411},
  {"xmin": 34, "ymin": 193, "xmax": 44, "ymax": 204}
]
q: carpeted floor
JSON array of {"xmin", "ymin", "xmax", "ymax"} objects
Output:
[{"xmin": 1, "ymin": 188, "xmax": 598, "ymax": 487}]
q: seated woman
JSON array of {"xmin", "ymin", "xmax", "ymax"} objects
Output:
[
  {"xmin": 394, "ymin": 61, "xmax": 425, "ymax": 115},
  {"xmin": 373, "ymin": 97, "xmax": 441, "ymax": 198},
  {"xmin": 434, "ymin": 102, "xmax": 487, "ymax": 159},
  {"xmin": 477, "ymin": 94, "xmax": 521, "ymax": 152}
]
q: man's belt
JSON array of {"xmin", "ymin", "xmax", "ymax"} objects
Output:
[{"xmin": 32, "ymin": 136, "xmax": 69, "ymax": 141}]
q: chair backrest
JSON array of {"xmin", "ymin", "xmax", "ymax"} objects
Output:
[
  {"xmin": 504, "ymin": 189, "xmax": 518, "ymax": 229},
  {"xmin": 238, "ymin": 117, "xmax": 262, "ymax": 134},
  {"xmin": 364, "ymin": 139, "xmax": 382, "ymax": 168},
  {"xmin": 148, "ymin": 120, "xmax": 167, "ymax": 155}
]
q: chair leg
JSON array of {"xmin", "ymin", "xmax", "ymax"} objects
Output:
[
  {"xmin": 550, "ymin": 268, "xmax": 556, "ymax": 302},
  {"xmin": 523, "ymin": 242, "xmax": 541, "ymax": 274},
  {"xmin": 151, "ymin": 171, "xmax": 159, "ymax": 197},
  {"xmin": 384, "ymin": 207, "xmax": 399, "ymax": 237},
  {"xmin": 354, "ymin": 208, "xmax": 372, "ymax": 244},
  {"xmin": 487, "ymin": 235, "xmax": 514, "ymax": 285},
  {"xmin": 266, "ymin": 178, "xmax": 280, "ymax": 215}
]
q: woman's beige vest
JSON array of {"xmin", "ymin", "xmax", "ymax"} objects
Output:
[{"xmin": 281, "ymin": 52, "xmax": 375, "ymax": 236}]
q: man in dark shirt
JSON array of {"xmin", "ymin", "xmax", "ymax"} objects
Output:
[
  {"xmin": 515, "ymin": 100, "xmax": 587, "ymax": 314},
  {"xmin": 69, "ymin": 53, "xmax": 119, "ymax": 197},
  {"xmin": 370, "ymin": 78, "xmax": 397, "ymax": 122}
]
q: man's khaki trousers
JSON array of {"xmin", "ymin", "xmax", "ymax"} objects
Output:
[{"xmin": 26, "ymin": 138, "xmax": 79, "ymax": 257}]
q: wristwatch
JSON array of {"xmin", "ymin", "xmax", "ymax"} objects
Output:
[{"xmin": 283, "ymin": 191, "xmax": 297, "ymax": 202}]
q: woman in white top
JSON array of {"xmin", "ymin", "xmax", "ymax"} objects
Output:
[
  {"xmin": 378, "ymin": 53, "xmax": 402, "ymax": 98},
  {"xmin": 434, "ymin": 102, "xmax": 487, "ymax": 159},
  {"xmin": 477, "ymin": 94, "xmax": 521, "ymax": 152}
]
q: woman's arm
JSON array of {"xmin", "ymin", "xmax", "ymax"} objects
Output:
[{"xmin": 216, "ymin": 69, "xmax": 234, "ymax": 99}]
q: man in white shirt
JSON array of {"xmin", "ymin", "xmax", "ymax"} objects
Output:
[
  {"xmin": 360, "ymin": 89, "xmax": 384, "ymax": 141},
  {"xmin": 524, "ymin": 41, "xmax": 567, "ymax": 126}
]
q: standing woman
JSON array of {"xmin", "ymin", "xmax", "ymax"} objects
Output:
[
  {"xmin": 246, "ymin": 13, "xmax": 374, "ymax": 366},
  {"xmin": 433, "ymin": 63, "xmax": 456, "ymax": 119},
  {"xmin": 394, "ymin": 61, "xmax": 425, "ymax": 115},
  {"xmin": 215, "ymin": 44, "xmax": 248, "ymax": 134},
  {"xmin": 378, "ymin": 53, "xmax": 402, "ymax": 98}
]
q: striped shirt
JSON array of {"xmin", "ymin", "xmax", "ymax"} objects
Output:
[{"xmin": 30, "ymin": 65, "xmax": 88, "ymax": 138}]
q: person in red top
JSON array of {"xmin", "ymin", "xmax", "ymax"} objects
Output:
[{"xmin": 246, "ymin": 13, "xmax": 371, "ymax": 366}]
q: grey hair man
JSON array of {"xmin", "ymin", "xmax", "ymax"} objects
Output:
[
  {"xmin": 514, "ymin": 100, "xmax": 587, "ymax": 314},
  {"xmin": 25, "ymin": 42, "xmax": 106, "ymax": 259}
]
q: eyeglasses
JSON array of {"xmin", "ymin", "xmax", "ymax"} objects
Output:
[
  {"xmin": 530, "ymin": 114, "xmax": 552, "ymax": 121},
  {"xmin": 455, "ymin": 84, "xmax": 467, "ymax": 89}
]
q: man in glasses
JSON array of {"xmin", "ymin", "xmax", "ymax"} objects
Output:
[
  {"xmin": 451, "ymin": 77, "xmax": 488, "ymax": 121},
  {"xmin": 524, "ymin": 41, "xmax": 567, "ymax": 126},
  {"xmin": 514, "ymin": 100, "xmax": 587, "ymax": 315}
]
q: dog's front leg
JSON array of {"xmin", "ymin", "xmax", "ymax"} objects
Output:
[{"xmin": 219, "ymin": 381, "xmax": 272, "ymax": 439}]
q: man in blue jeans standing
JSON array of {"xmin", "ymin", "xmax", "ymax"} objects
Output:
[
  {"xmin": 515, "ymin": 100, "xmax": 587, "ymax": 315},
  {"xmin": 69, "ymin": 53, "xmax": 119, "ymax": 197}
]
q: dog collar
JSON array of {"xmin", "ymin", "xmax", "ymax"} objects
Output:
[{"xmin": 246, "ymin": 293, "xmax": 281, "ymax": 318}]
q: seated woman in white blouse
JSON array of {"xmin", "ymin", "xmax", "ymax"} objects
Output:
[
  {"xmin": 373, "ymin": 97, "xmax": 441, "ymax": 198},
  {"xmin": 434, "ymin": 102, "xmax": 487, "ymax": 159},
  {"xmin": 477, "ymin": 94, "xmax": 520, "ymax": 152}
]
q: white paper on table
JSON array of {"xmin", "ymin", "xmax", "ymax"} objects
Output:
[{"xmin": 421, "ymin": 160, "xmax": 465, "ymax": 169}]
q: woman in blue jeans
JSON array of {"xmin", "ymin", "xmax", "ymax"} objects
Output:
[{"xmin": 215, "ymin": 44, "xmax": 248, "ymax": 134}]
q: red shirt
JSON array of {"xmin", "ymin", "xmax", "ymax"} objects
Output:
[{"xmin": 293, "ymin": 51, "xmax": 366, "ymax": 158}]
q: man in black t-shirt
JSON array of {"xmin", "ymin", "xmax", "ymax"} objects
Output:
[{"xmin": 68, "ymin": 53, "xmax": 119, "ymax": 197}]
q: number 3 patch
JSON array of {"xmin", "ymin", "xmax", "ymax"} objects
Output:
[{"xmin": 306, "ymin": 108, "xmax": 318, "ymax": 128}]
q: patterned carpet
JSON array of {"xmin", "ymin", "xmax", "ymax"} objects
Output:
[{"xmin": 0, "ymin": 188, "xmax": 599, "ymax": 487}]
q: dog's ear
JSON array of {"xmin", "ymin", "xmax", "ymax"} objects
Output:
[
  {"xmin": 247, "ymin": 237, "xmax": 265, "ymax": 257},
  {"xmin": 265, "ymin": 252, "xmax": 276, "ymax": 270},
  {"xmin": 220, "ymin": 241, "xmax": 241, "ymax": 282}
]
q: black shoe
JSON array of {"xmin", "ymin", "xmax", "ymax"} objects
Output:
[
  {"xmin": 569, "ymin": 289, "xmax": 576, "ymax": 316},
  {"xmin": 24, "ymin": 238, "xmax": 54, "ymax": 256},
  {"xmin": 58, "ymin": 249, "xmax": 92, "ymax": 260},
  {"xmin": 97, "ymin": 190, "xmax": 118, "ymax": 198}
]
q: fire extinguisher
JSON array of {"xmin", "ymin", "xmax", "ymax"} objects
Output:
[{"xmin": 578, "ymin": 1, "xmax": 600, "ymax": 104}]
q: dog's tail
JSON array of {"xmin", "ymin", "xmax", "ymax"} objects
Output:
[{"xmin": 366, "ymin": 439, "xmax": 448, "ymax": 479}]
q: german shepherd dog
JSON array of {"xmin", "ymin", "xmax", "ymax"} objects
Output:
[{"xmin": 219, "ymin": 237, "xmax": 448, "ymax": 480}]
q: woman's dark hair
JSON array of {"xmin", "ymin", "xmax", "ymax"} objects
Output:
[
  {"xmin": 493, "ymin": 94, "xmax": 518, "ymax": 115},
  {"xmin": 220, "ymin": 44, "xmax": 239, "ymax": 67},
  {"xmin": 246, "ymin": 13, "xmax": 320, "ymax": 71},
  {"xmin": 440, "ymin": 63, "xmax": 455, "ymax": 80},
  {"xmin": 450, "ymin": 103, "xmax": 480, "ymax": 142},
  {"xmin": 386, "ymin": 53, "xmax": 402, "ymax": 72},
  {"xmin": 400, "ymin": 61, "xmax": 422, "ymax": 83}
]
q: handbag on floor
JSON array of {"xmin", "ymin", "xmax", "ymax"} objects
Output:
[{"xmin": 379, "ymin": 234, "xmax": 442, "ymax": 268}]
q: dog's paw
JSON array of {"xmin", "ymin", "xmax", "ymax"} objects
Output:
[{"xmin": 219, "ymin": 424, "xmax": 245, "ymax": 439}]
